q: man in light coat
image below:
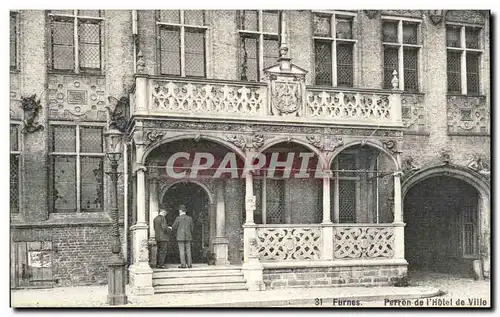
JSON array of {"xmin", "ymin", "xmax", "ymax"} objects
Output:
[{"xmin": 172, "ymin": 205, "xmax": 194, "ymax": 268}]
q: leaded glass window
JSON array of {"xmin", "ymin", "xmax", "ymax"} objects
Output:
[
  {"xmin": 313, "ymin": 12, "xmax": 356, "ymax": 87},
  {"xmin": 50, "ymin": 124, "xmax": 104, "ymax": 213},
  {"xmin": 10, "ymin": 11, "xmax": 18, "ymax": 70},
  {"xmin": 447, "ymin": 51, "xmax": 462, "ymax": 93},
  {"xmin": 446, "ymin": 25, "xmax": 483, "ymax": 95},
  {"xmin": 49, "ymin": 10, "xmax": 103, "ymax": 73},
  {"xmin": 10, "ymin": 124, "xmax": 21, "ymax": 214},
  {"xmin": 382, "ymin": 18, "xmax": 421, "ymax": 91},
  {"xmin": 266, "ymin": 179, "xmax": 285, "ymax": 224},
  {"xmin": 238, "ymin": 10, "xmax": 279, "ymax": 81},
  {"xmin": 158, "ymin": 10, "xmax": 206, "ymax": 77}
]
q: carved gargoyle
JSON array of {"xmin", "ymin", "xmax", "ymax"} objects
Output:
[
  {"xmin": 21, "ymin": 94, "xmax": 44, "ymax": 133},
  {"xmin": 107, "ymin": 96, "xmax": 129, "ymax": 133}
]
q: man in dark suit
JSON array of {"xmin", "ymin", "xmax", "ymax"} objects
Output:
[
  {"xmin": 153, "ymin": 209, "xmax": 170, "ymax": 268},
  {"xmin": 172, "ymin": 205, "xmax": 194, "ymax": 268}
]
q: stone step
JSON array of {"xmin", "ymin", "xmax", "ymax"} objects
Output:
[
  {"xmin": 153, "ymin": 269, "xmax": 243, "ymax": 279},
  {"xmin": 154, "ymin": 283, "xmax": 249, "ymax": 293},
  {"xmin": 153, "ymin": 275, "xmax": 245, "ymax": 286}
]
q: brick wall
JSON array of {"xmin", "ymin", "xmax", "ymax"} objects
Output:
[
  {"xmin": 11, "ymin": 225, "xmax": 125, "ymax": 286},
  {"xmin": 263, "ymin": 264, "xmax": 408, "ymax": 289}
]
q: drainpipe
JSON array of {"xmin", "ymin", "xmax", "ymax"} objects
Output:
[{"xmin": 132, "ymin": 10, "xmax": 138, "ymax": 73}]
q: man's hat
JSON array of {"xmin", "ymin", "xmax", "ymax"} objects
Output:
[{"xmin": 179, "ymin": 204, "xmax": 187, "ymax": 211}]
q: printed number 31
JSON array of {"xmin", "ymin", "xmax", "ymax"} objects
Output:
[{"xmin": 315, "ymin": 298, "xmax": 323, "ymax": 305}]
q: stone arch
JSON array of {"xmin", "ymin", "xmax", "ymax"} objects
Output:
[
  {"xmin": 328, "ymin": 140, "xmax": 400, "ymax": 171},
  {"xmin": 159, "ymin": 179, "xmax": 215, "ymax": 206},
  {"xmin": 402, "ymin": 164, "xmax": 491, "ymax": 277},
  {"xmin": 140, "ymin": 134, "xmax": 247, "ymax": 165},
  {"xmin": 258, "ymin": 137, "xmax": 329, "ymax": 169}
]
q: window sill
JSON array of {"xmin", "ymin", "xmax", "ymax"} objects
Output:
[
  {"xmin": 47, "ymin": 70, "xmax": 105, "ymax": 77},
  {"xmin": 447, "ymin": 93, "xmax": 486, "ymax": 98},
  {"xmin": 10, "ymin": 212, "xmax": 116, "ymax": 228}
]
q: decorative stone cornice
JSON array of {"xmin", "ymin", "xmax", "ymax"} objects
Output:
[{"xmin": 445, "ymin": 10, "xmax": 485, "ymax": 25}]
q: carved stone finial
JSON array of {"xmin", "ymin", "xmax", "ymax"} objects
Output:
[
  {"xmin": 21, "ymin": 94, "xmax": 44, "ymax": 134},
  {"xmin": 136, "ymin": 51, "xmax": 145, "ymax": 73},
  {"xmin": 364, "ymin": 10, "xmax": 378, "ymax": 19},
  {"xmin": 391, "ymin": 70, "xmax": 399, "ymax": 90}
]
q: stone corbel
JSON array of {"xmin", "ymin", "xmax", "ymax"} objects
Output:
[
  {"xmin": 107, "ymin": 96, "xmax": 129, "ymax": 133},
  {"xmin": 364, "ymin": 10, "xmax": 378, "ymax": 19},
  {"xmin": 144, "ymin": 130, "xmax": 165, "ymax": 147},
  {"xmin": 428, "ymin": 10, "xmax": 445, "ymax": 26},
  {"xmin": 226, "ymin": 133, "xmax": 266, "ymax": 151}
]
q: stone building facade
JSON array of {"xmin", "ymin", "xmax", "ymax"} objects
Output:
[{"xmin": 10, "ymin": 9, "xmax": 490, "ymax": 291}]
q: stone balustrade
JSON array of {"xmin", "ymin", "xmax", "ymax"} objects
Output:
[
  {"xmin": 131, "ymin": 75, "xmax": 403, "ymax": 127},
  {"xmin": 254, "ymin": 223, "xmax": 396, "ymax": 262}
]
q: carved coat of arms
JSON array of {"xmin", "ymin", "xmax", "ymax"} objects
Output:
[{"xmin": 271, "ymin": 81, "xmax": 301, "ymax": 116}]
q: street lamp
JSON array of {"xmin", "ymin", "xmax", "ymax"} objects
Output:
[{"xmin": 104, "ymin": 128, "xmax": 128, "ymax": 305}]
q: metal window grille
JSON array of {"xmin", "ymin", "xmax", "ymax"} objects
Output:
[
  {"xmin": 185, "ymin": 29, "xmax": 206, "ymax": 77},
  {"xmin": 336, "ymin": 18, "xmax": 352, "ymax": 39},
  {"xmin": 262, "ymin": 10, "xmax": 279, "ymax": 34},
  {"xmin": 263, "ymin": 37, "xmax": 279, "ymax": 69},
  {"xmin": 53, "ymin": 156, "xmax": 77, "ymax": 212},
  {"xmin": 338, "ymin": 153, "xmax": 356, "ymax": 177},
  {"xmin": 462, "ymin": 205, "xmax": 477, "ymax": 256},
  {"xmin": 78, "ymin": 20, "xmax": 101, "ymax": 71},
  {"xmin": 313, "ymin": 13, "xmax": 331, "ymax": 37},
  {"xmin": 382, "ymin": 21, "xmax": 398, "ymax": 43},
  {"xmin": 466, "ymin": 52, "xmax": 480, "ymax": 94},
  {"xmin": 403, "ymin": 22, "xmax": 418, "ymax": 44},
  {"xmin": 314, "ymin": 41, "xmax": 332, "ymax": 85},
  {"xmin": 240, "ymin": 35, "xmax": 259, "ymax": 81},
  {"xmin": 184, "ymin": 10, "xmax": 204, "ymax": 26},
  {"xmin": 11, "ymin": 242, "xmax": 54, "ymax": 289},
  {"xmin": 465, "ymin": 27, "xmax": 480, "ymax": 49},
  {"xmin": 447, "ymin": 51, "xmax": 462, "ymax": 93},
  {"xmin": 403, "ymin": 47, "xmax": 419, "ymax": 92},
  {"xmin": 10, "ymin": 154, "xmax": 19, "ymax": 214},
  {"xmin": 10, "ymin": 12, "xmax": 17, "ymax": 69},
  {"xmin": 446, "ymin": 26, "xmax": 461, "ymax": 47},
  {"xmin": 336, "ymin": 43, "xmax": 353, "ymax": 87},
  {"xmin": 80, "ymin": 157, "xmax": 103, "ymax": 212},
  {"xmin": 339, "ymin": 180, "xmax": 356, "ymax": 223},
  {"xmin": 266, "ymin": 179, "xmax": 285, "ymax": 224},
  {"xmin": 239, "ymin": 10, "xmax": 258, "ymax": 31},
  {"xmin": 160, "ymin": 10, "xmax": 180, "ymax": 24},
  {"xmin": 383, "ymin": 47, "xmax": 398, "ymax": 89},
  {"xmin": 159, "ymin": 26, "xmax": 181, "ymax": 75},
  {"xmin": 51, "ymin": 18, "xmax": 75, "ymax": 71}
]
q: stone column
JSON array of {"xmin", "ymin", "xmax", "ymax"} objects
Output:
[
  {"xmin": 321, "ymin": 172, "xmax": 334, "ymax": 260},
  {"xmin": 213, "ymin": 180, "xmax": 230, "ymax": 265},
  {"xmin": 148, "ymin": 164, "xmax": 160, "ymax": 267},
  {"xmin": 393, "ymin": 171, "xmax": 405, "ymax": 260},
  {"xmin": 242, "ymin": 168, "xmax": 265, "ymax": 291},
  {"xmin": 128, "ymin": 140, "xmax": 154, "ymax": 295}
]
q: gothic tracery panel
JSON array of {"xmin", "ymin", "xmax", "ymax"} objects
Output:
[{"xmin": 256, "ymin": 227, "xmax": 322, "ymax": 261}]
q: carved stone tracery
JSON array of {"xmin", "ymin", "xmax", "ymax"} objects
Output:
[
  {"xmin": 256, "ymin": 227, "xmax": 322, "ymax": 261},
  {"xmin": 333, "ymin": 227, "xmax": 395, "ymax": 259}
]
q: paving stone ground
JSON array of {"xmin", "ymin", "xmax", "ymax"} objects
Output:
[{"xmin": 10, "ymin": 271, "xmax": 490, "ymax": 308}]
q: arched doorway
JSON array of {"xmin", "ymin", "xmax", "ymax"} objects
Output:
[
  {"xmin": 161, "ymin": 182, "xmax": 210, "ymax": 264},
  {"xmin": 404, "ymin": 175, "xmax": 480, "ymax": 276}
]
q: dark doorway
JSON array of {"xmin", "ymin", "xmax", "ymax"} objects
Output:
[
  {"xmin": 162, "ymin": 182, "xmax": 210, "ymax": 264},
  {"xmin": 404, "ymin": 176, "xmax": 479, "ymax": 276}
]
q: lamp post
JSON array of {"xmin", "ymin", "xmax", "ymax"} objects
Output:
[{"xmin": 104, "ymin": 128, "xmax": 128, "ymax": 305}]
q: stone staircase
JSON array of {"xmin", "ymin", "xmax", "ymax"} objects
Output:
[{"xmin": 153, "ymin": 265, "xmax": 249, "ymax": 293}]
